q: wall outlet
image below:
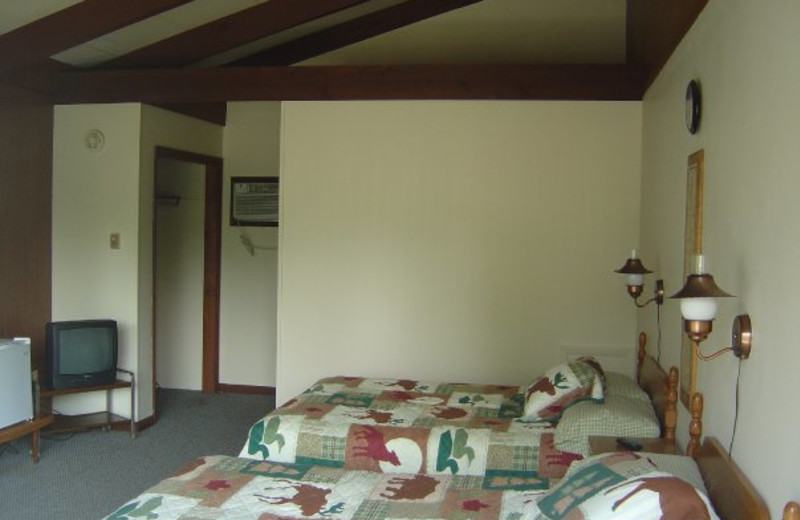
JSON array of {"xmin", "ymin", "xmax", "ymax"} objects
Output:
[{"xmin": 110, "ymin": 232, "xmax": 121, "ymax": 250}]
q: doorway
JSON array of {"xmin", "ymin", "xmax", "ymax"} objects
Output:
[{"xmin": 153, "ymin": 147, "xmax": 222, "ymax": 415}]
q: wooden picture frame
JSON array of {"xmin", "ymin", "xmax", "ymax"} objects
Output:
[
  {"xmin": 229, "ymin": 176, "xmax": 279, "ymax": 227},
  {"xmin": 680, "ymin": 150, "xmax": 705, "ymax": 408}
]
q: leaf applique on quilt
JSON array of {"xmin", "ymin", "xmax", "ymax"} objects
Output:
[
  {"xmin": 436, "ymin": 428, "xmax": 475, "ymax": 473},
  {"xmin": 107, "ymin": 496, "xmax": 163, "ymax": 520}
]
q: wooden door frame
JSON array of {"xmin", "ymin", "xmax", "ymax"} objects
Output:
[{"xmin": 153, "ymin": 146, "xmax": 222, "ymax": 408}]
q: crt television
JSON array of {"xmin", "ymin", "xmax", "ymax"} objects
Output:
[{"xmin": 45, "ymin": 319, "xmax": 118, "ymax": 390}]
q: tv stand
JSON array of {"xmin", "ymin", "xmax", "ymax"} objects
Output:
[{"xmin": 40, "ymin": 368, "xmax": 136, "ymax": 438}]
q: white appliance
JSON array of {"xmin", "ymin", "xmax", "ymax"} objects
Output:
[{"xmin": 0, "ymin": 338, "xmax": 33, "ymax": 429}]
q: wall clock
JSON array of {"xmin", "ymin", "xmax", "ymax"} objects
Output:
[{"xmin": 685, "ymin": 80, "xmax": 702, "ymax": 134}]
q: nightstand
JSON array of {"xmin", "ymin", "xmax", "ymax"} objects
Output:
[{"xmin": 589, "ymin": 436, "xmax": 682, "ymax": 455}]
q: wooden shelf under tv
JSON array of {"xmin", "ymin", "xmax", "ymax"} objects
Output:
[{"xmin": 40, "ymin": 370, "xmax": 136, "ymax": 438}]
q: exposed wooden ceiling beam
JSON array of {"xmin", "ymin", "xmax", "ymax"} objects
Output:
[
  {"xmin": 230, "ymin": 0, "xmax": 485, "ymax": 67},
  {"xmin": 626, "ymin": 0, "xmax": 708, "ymax": 89},
  {"xmin": 55, "ymin": 64, "xmax": 645, "ymax": 103},
  {"xmin": 0, "ymin": 0, "xmax": 195, "ymax": 73},
  {"xmin": 102, "ymin": 0, "xmax": 372, "ymax": 70}
]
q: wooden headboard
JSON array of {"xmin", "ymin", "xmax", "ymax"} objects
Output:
[
  {"xmin": 785, "ymin": 502, "xmax": 800, "ymax": 520},
  {"xmin": 683, "ymin": 392, "xmax": 770, "ymax": 520},
  {"xmin": 636, "ymin": 332, "xmax": 678, "ymax": 441},
  {"xmin": 693, "ymin": 435, "xmax": 770, "ymax": 520}
]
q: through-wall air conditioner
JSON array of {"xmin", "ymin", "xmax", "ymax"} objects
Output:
[{"xmin": 230, "ymin": 176, "xmax": 279, "ymax": 227}]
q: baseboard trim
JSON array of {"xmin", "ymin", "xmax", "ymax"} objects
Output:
[
  {"xmin": 217, "ymin": 383, "xmax": 276, "ymax": 396},
  {"xmin": 109, "ymin": 413, "xmax": 156, "ymax": 434}
]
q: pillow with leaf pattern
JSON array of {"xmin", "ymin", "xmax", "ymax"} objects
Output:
[
  {"xmin": 537, "ymin": 451, "xmax": 719, "ymax": 520},
  {"xmin": 522, "ymin": 360, "xmax": 604, "ymax": 422}
]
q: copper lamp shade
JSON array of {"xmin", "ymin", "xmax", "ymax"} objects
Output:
[
  {"xmin": 614, "ymin": 258, "xmax": 653, "ymax": 276},
  {"xmin": 670, "ymin": 273, "xmax": 733, "ymax": 299},
  {"xmin": 615, "ymin": 253, "xmax": 663, "ymax": 306}
]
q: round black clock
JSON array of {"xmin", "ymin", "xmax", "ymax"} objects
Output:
[{"xmin": 685, "ymin": 80, "xmax": 701, "ymax": 134}]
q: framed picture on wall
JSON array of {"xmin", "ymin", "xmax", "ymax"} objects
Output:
[
  {"xmin": 230, "ymin": 176, "xmax": 279, "ymax": 227},
  {"xmin": 680, "ymin": 149, "xmax": 705, "ymax": 408}
]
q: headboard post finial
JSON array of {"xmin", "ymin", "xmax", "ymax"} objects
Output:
[
  {"xmin": 784, "ymin": 501, "xmax": 800, "ymax": 520},
  {"xmin": 688, "ymin": 392, "xmax": 704, "ymax": 458},
  {"xmin": 637, "ymin": 332, "xmax": 647, "ymax": 383}
]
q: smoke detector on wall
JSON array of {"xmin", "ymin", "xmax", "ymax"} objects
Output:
[{"xmin": 84, "ymin": 129, "xmax": 105, "ymax": 151}]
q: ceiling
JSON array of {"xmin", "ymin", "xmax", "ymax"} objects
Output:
[
  {"xmin": 0, "ymin": 0, "xmax": 707, "ymax": 120},
  {"xmin": 1, "ymin": 0, "xmax": 626, "ymax": 69}
]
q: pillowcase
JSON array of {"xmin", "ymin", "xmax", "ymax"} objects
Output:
[
  {"xmin": 538, "ymin": 453, "xmax": 719, "ymax": 520},
  {"xmin": 523, "ymin": 360, "xmax": 604, "ymax": 422},
  {"xmin": 604, "ymin": 372, "xmax": 651, "ymax": 403},
  {"xmin": 554, "ymin": 394, "xmax": 660, "ymax": 456}
]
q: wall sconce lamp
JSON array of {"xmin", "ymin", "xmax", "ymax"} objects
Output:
[
  {"xmin": 615, "ymin": 250, "xmax": 664, "ymax": 308},
  {"xmin": 670, "ymin": 255, "xmax": 752, "ymax": 359}
]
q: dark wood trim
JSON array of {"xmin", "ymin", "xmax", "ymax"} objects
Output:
[
  {"xmin": 111, "ymin": 413, "xmax": 156, "ymax": 433},
  {"xmin": 0, "ymin": 0, "xmax": 195, "ymax": 73},
  {"xmin": 0, "ymin": 84, "xmax": 53, "ymax": 371},
  {"xmin": 626, "ymin": 0, "xmax": 709, "ymax": 90},
  {"xmin": 217, "ymin": 384, "xmax": 277, "ymax": 396},
  {"xmin": 153, "ymin": 148, "xmax": 223, "ymax": 402},
  {"xmin": 104, "ymin": 0, "xmax": 372, "ymax": 70},
  {"xmin": 231, "ymin": 0, "xmax": 484, "ymax": 67},
  {"xmin": 203, "ymin": 159, "xmax": 222, "ymax": 394},
  {"xmin": 56, "ymin": 64, "xmax": 645, "ymax": 103},
  {"xmin": 152, "ymin": 103, "xmax": 228, "ymax": 126}
]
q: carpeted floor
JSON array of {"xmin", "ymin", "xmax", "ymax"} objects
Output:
[{"xmin": 0, "ymin": 388, "xmax": 275, "ymax": 520}]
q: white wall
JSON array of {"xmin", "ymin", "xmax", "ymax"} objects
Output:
[
  {"xmin": 638, "ymin": 0, "xmax": 800, "ymax": 515},
  {"xmin": 52, "ymin": 104, "xmax": 141, "ymax": 417},
  {"xmin": 219, "ymin": 102, "xmax": 281, "ymax": 387},
  {"xmin": 52, "ymin": 104, "xmax": 222, "ymax": 420},
  {"xmin": 137, "ymin": 105, "xmax": 223, "ymax": 416},
  {"xmin": 277, "ymin": 100, "xmax": 643, "ymax": 403},
  {"xmin": 155, "ymin": 159, "xmax": 206, "ymax": 390}
]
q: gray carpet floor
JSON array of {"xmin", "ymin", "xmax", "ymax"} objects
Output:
[{"xmin": 0, "ymin": 388, "xmax": 275, "ymax": 520}]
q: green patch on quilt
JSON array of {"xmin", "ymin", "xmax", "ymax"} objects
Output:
[
  {"xmin": 483, "ymin": 470, "xmax": 549, "ymax": 491},
  {"xmin": 458, "ymin": 394, "xmax": 486, "ymax": 406},
  {"xmin": 246, "ymin": 416, "xmax": 285, "ymax": 459},
  {"xmin": 498, "ymin": 394, "xmax": 525, "ymax": 418},
  {"xmin": 436, "ymin": 428, "xmax": 475, "ymax": 473},
  {"xmin": 537, "ymin": 464, "xmax": 626, "ymax": 519},
  {"xmin": 241, "ymin": 460, "xmax": 314, "ymax": 479},
  {"xmin": 325, "ymin": 392, "xmax": 375, "ymax": 408},
  {"xmin": 107, "ymin": 496, "xmax": 163, "ymax": 520},
  {"xmin": 296, "ymin": 456, "xmax": 346, "ymax": 468}
]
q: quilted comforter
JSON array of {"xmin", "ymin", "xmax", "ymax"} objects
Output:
[
  {"xmin": 239, "ymin": 376, "xmax": 581, "ymax": 482},
  {"xmin": 103, "ymin": 455, "xmax": 547, "ymax": 520}
]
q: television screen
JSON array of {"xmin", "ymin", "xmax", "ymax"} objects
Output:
[
  {"xmin": 59, "ymin": 327, "xmax": 116, "ymax": 375},
  {"xmin": 45, "ymin": 319, "xmax": 118, "ymax": 390}
]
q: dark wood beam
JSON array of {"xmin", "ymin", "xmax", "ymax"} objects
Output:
[
  {"xmin": 231, "ymin": 0, "xmax": 485, "ymax": 67},
  {"xmin": 55, "ymin": 64, "xmax": 645, "ymax": 103},
  {"xmin": 626, "ymin": 0, "xmax": 709, "ymax": 89},
  {"xmin": 0, "ymin": 0, "xmax": 195, "ymax": 73},
  {"xmin": 103, "ymin": 0, "xmax": 372, "ymax": 70}
]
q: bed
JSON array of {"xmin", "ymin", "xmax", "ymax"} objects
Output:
[
  {"xmin": 237, "ymin": 333, "xmax": 677, "ymax": 484},
  {"xmin": 101, "ymin": 391, "xmax": 773, "ymax": 520}
]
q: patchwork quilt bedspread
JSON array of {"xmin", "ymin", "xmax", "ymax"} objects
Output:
[
  {"xmin": 239, "ymin": 376, "xmax": 581, "ymax": 481},
  {"xmin": 103, "ymin": 455, "xmax": 548, "ymax": 520}
]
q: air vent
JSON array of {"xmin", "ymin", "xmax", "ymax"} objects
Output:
[{"xmin": 230, "ymin": 177, "xmax": 279, "ymax": 226}]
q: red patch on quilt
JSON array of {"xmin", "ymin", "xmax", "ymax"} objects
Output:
[
  {"xmin": 205, "ymin": 480, "xmax": 231, "ymax": 491},
  {"xmin": 537, "ymin": 432, "xmax": 583, "ymax": 478}
]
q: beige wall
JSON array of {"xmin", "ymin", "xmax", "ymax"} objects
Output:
[
  {"xmin": 277, "ymin": 100, "xmax": 643, "ymax": 403},
  {"xmin": 52, "ymin": 104, "xmax": 141, "ymax": 417},
  {"xmin": 155, "ymin": 159, "xmax": 206, "ymax": 390},
  {"xmin": 220, "ymin": 102, "xmax": 281, "ymax": 387},
  {"xmin": 638, "ymin": 0, "xmax": 800, "ymax": 515},
  {"xmin": 52, "ymin": 104, "xmax": 222, "ymax": 419}
]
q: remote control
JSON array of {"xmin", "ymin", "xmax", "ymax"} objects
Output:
[{"xmin": 615, "ymin": 437, "xmax": 643, "ymax": 451}]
